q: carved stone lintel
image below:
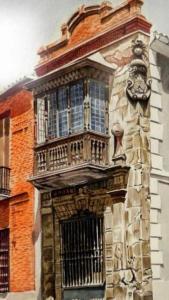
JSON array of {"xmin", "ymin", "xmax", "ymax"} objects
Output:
[{"xmin": 126, "ymin": 40, "xmax": 151, "ymax": 101}]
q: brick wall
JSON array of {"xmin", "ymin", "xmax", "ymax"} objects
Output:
[{"xmin": 0, "ymin": 88, "xmax": 35, "ymax": 292}]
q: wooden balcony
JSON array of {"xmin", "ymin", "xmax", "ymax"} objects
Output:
[
  {"xmin": 32, "ymin": 131, "xmax": 110, "ymax": 190},
  {"xmin": 0, "ymin": 167, "xmax": 10, "ymax": 198}
]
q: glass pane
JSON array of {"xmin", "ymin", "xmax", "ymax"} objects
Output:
[
  {"xmin": 48, "ymin": 92, "xmax": 57, "ymax": 139},
  {"xmin": 58, "ymin": 87, "xmax": 68, "ymax": 137},
  {"xmin": 89, "ymin": 80, "xmax": 106, "ymax": 133},
  {"xmin": 71, "ymin": 81, "xmax": 84, "ymax": 133},
  {"xmin": 37, "ymin": 98, "xmax": 46, "ymax": 143}
]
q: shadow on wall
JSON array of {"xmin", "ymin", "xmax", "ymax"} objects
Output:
[{"xmin": 157, "ymin": 53, "xmax": 169, "ymax": 93}]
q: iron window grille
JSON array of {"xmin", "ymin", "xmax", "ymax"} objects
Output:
[
  {"xmin": 60, "ymin": 211, "xmax": 104, "ymax": 288},
  {"xmin": 0, "ymin": 229, "xmax": 9, "ymax": 293}
]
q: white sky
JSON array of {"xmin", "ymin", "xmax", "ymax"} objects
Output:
[{"xmin": 0, "ymin": 0, "xmax": 168, "ymax": 88}]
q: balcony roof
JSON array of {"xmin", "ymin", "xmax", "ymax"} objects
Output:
[{"xmin": 26, "ymin": 54, "xmax": 116, "ymax": 91}]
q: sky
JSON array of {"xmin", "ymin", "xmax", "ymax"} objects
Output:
[{"xmin": 0, "ymin": 0, "xmax": 168, "ymax": 88}]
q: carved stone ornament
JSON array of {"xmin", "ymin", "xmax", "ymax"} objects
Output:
[
  {"xmin": 126, "ymin": 40, "xmax": 151, "ymax": 101},
  {"xmin": 111, "ymin": 122, "xmax": 124, "ymax": 157}
]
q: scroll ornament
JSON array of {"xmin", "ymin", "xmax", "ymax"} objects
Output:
[{"xmin": 126, "ymin": 40, "xmax": 151, "ymax": 101}]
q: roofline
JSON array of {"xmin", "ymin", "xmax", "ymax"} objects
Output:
[
  {"xmin": 0, "ymin": 77, "xmax": 34, "ymax": 100},
  {"xmin": 26, "ymin": 58, "xmax": 115, "ymax": 91}
]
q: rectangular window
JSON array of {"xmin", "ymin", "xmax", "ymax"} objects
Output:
[
  {"xmin": 71, "ymin": 81, "xmax": 84, "ymax": 133},
  {"xmin": 37, "ymin": 98, "xmax": 46, "ymax": 143},
  {"xmin": 48, "ymin": 92, "xmax": 57, "ymax": 139},
  {"xmin": 0, "ymin": 116, "xmax": 10, "ymax": 168},
  {"xmin": 58, "ymin": 87, "xmax": 68, "ymax": 137},
  {"xmin": 0, "ymin": 229, "xmax": 9, "ymax": 293},
  {"xmin": 60, "ymin": 212, "xmax": 104, "ymax": 288},
  {"xmin": 89, "ymin": 80, "xmax": 106, "ymax": 134}
]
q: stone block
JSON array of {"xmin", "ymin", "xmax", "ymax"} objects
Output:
[
  {"xmin": 113, "ymin": 203, "xmax": 124, "ymax": 226},
  {"xmin": 149, "ymin": 50, "xmax": 157, "ymax": 65},
  {"xmin": 150, "ymin": 224, "xmax": 161, "ymax": 237},
  {"xmin": 150, "ymin": 237, "xmax": 159, "ymax": 251},
  {"xmin": 150, "ymin": 178, "xmax": 158, "ymax": 194},
  {"xmin": 150, "ymin": 91, "xmax": 162, "ymax": 109},
  {"xmin": 151, "ymin": 251, "xmax": 163, "ymax": 265},
  {"xmin": 128, "ymin": 207, "xmax": 141, "ymax": 224},
  {"xmin": 141, "ymin": 220, "xmax": 150, "ymax": 241},
  {"xmin": 150, "ymin": 107, "xmax": 159, "ymax": 123},
  {"xmin": 105, "ymin": 231, "xmax": 113, "ymax": 245},
  {"xmin": 142, "ymin": 256, "xmax": 151, "ymax": 269},
  {"xmin": 152, "ymin": 265, "xmax": 161, "ymax": 279},
  {"xmin": 142, "ymin": 241, "xmax": 150, "ymax": 256},
  {"xmin": 150, "ymin": 209, "xmax": 158, "ymax": 223},
  {"xmin": 150, "ymin": 122, "xmax": 163, "ymax": 140},
  {"xmin": 151, "ymin": 154, "xmax": 163, "ymax": 170},
  {"xmin": 113, "ymin": 228, "xmax": 123, "ymax": 243},
  {"xmin": 150, "ymin": 194, "xmax": 161, "ymax": 209},
  {"xmin": 151, "ymin": 78, "xmax": 161, "ymax": 94},
  {"xmin": 150, "ymin": 64, "xmax": 161, "ymax": 80},
  {"xmin": 150, "ymin": 138, "xmax": 159, "ymax": 154},
  {"xmin": 113, "ymin": 286, "xmax": 127, "ymax": 300}
]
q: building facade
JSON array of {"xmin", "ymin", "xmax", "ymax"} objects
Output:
[
  {"xmin": 2, "ymin": 0, "xmax": 169, "ymax": 300},
  {"xmin": 149, "ymin": 33, "xmax": 169, "ymax": 300},
  {"xmin": 28, "ymin": 0, "xmax": 153, "ymax": 299},
  {"xmin": 0, "ymin": 79, "xmax": 36, "ymax": 300}
]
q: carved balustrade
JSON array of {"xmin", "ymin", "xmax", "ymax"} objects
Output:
[{"xmin": 35, "ymin": 132, "xmax": 109, "ymax": 175}]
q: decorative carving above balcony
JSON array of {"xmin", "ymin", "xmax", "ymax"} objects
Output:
[
  {"xmin": 28, "ymin": 59, "xmax": 112, "ymax": 96},
  {"xmin": 126, "ymin": 39, "xmax": 151, "ymax": 101}
]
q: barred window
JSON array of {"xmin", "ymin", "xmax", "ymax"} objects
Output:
[
  {"xmin": 0, "ymin": 229, "xmax": 9, "ymax": 293},
  {"xmin": 89, "ymin": 80, "xmax": 106, "ymax": 134},
  {"xmin": 60, "ymin": 212, "xmax": 104, "ymax": 288}
]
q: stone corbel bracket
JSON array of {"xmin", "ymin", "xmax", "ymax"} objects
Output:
[{"xmin": 126, "ymin": 39, "xmax": 152, "ymax": 101}]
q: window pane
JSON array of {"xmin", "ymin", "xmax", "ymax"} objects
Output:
[
  {"xmin": 48, "ymin": 92, "xmax": 57, "ymax": 139},
  {"xmin": 37, "ymin": 98, "xmax": 46, "ymax": 143},
  {"xmin": 89, "ymin": 80, "xmax": 106, "ymax": 133},
  {"xmin": 70, "ymin": 81, "xmax": 83, "ymax": 133},
  {"xmin": 58, "ymin": 87, "xmax": 68, "ymax": 137}
]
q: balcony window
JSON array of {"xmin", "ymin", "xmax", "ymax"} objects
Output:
[
  {"xmin": 37, "ymin": 98, "xmax": 46, "ymax": 144},
  {"xmin": 36, "ymin": 79, "xmax": 108, "ymax": 144},
  {"xmin": 71, "ymin": 80, "xmax": 84, "ymax": 133},
  {"xmin": 90, "ymin": 80, "xmax": 106, "ymax": 134},
  {"xmin": 58, "ymin": 86, "xmax": 68, "ymax": 137},
  {"xmin": 48, "ymin": 92, "xmax": 57, "ymax": 139},
  {"xmin": 0, "ymin": 115, "xmax": 10, "ymax": 196}
]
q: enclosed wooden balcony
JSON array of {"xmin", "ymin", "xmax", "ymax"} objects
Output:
[
  {"xmin": 28, "ymin": 59, "xmax": 115, "ymax": 190},
  {"xmin": 0, "ymin": 167, "xmax": 10, "ymax": 198}
]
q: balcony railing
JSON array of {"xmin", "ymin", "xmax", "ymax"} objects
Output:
[
  {"xmin": 0, "ymin": 167, "xmax": 10, "ymax": 196},
  {"xmin": 35, "ymin": 131, "xmax": 109, "ymax": 175}
]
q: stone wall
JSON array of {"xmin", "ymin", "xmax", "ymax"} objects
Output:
[{"xmin": 102, "ymin": 32, "xmax": 152, "ymax": 299}]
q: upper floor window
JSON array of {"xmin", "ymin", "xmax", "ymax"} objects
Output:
[{"xmin": 36, "ymin": 78, "xmax": 108, "ymax": 144}]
